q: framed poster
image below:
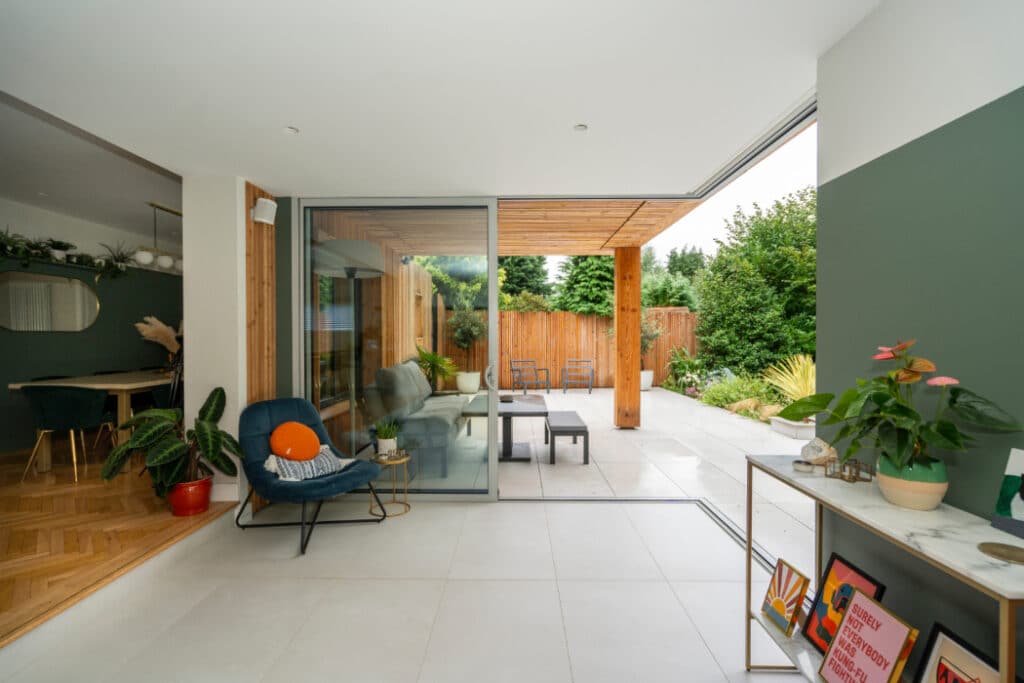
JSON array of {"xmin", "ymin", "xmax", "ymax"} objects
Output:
[
  {"xmin": 914, "ymin": 623, "xmax": 999, "ymax": 683},
  {"xmin": 820, "ymin": 589, "xmax": 918, "ymax": 683},
  {"xmin": 992, "ymin": 448, "xmax": 1024, "ymax": 539},
  {"xmin": 803, "ymin": 553, "xmax": 886, "ymax": 654},
  {"xmin": 761, "ymin": 559, "xmax": 810, "ymax": 637}
]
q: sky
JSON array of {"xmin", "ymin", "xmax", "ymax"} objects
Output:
[{"xmin": 546, "ymin": 122, "xmax": 817, "ymax": 280}]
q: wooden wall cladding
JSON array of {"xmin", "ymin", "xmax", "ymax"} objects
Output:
[{"xmin": 245, "ymin": 182, "xmax": 276, "ymax": 404}]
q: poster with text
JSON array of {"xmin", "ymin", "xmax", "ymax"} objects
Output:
[{"xmin": 820, "ymin": 590, "xmax": 918, "ymax": 683}]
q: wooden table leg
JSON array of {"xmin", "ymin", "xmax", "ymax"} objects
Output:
[
  {"xmin": 36, "ymin": 431, "xmax": 53, "ymax": 472},
  {"xmin": 1000, "ymin": 599, "xmax": 1017, "ymax": 683},
  {"xmin": 115, "ymin": 390, "xmax": 132, "ymax": 445}
]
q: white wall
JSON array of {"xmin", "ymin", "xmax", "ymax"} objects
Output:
[
  {"xmin": 0, "ymin": 196, "xmax": 180, "ymax": 256},
  {"xmin": 182, "ymin": 176, "xmax": 246, "ymax": 502},
  {"xmin": 818, "ymin": 0, "xmax": 1024, "ymax": 185}
]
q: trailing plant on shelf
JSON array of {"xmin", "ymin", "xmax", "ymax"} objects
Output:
[
  {"xmin": 416, "ymin": 346, "xmax": 457, "ymax": 392},
  {"xmin": 779, "ymin": 339, "xmax": 1022, "ymax": 509},
  {"xmin": 99, "ymin": 242, "xmax": 132, "ymax": 279},
  {"xmin": 101, "ymin": 387, "xmax": 240, "ymax": 501}
]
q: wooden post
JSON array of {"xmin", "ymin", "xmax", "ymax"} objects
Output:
[{"xmin": 614, "ymin": 246, "xmax": 641, "ymax": 428}]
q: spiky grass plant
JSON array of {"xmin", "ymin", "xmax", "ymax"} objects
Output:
[{"xmin": 763, "ymin": 354, "xmax": 816, "ymax": 403}]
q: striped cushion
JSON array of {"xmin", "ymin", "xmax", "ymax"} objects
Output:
[{"xmin": 264, "ymin": 445, "xmax": 355, "ymax": 482}]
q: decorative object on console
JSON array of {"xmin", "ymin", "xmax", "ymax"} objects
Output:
[
  {"xmin": 914, "ymin": 622, "xmax": 999, "ymax": 683},
  {"xmin": 820, "ymin": 589, "xmax": 917, "ymax": 683},
  {"xmin": 800, "ymin": 436, "xmax": 837, "ymax": 465},
  {"xmin": 761, "ymin": 559, "xmax": 810, "ymax": 636},
  {"xmin": 803, "ymin": 552, "xmax": 886, "ymax": 655},
  {"xmin": 779, "ymin": 338, "xmax": 1022, "ymax": 510},
  {"xmin": 992, "ymin": 447, "xmax": 1024, "ymax": 540},
  {"xmin": 100, "ymin": 387, "xmax": 240, "ymax": 516},
  {"xmin": 825, "ymin": 458, "xmax": 874, "ymax": 482}
]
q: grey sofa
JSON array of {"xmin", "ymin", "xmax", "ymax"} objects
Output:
[{"xmin": 364, "ymin": 360, "xmax": 467, "ymax": 478}]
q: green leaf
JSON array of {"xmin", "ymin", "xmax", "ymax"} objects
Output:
[
  {"xmin": 194, "ymin": 420, "xmax": 222, "ymax": 463},
  {"xmin": 118, "ymin": 408, "xmax": 182, "ymax": 430},
  {"xmin": 206, "ymin": 448, "xmax": 238, "ymax": 477},
  {"xmin": 831, "ymin": 388, "xmax": 859, "ymax": 419},
  {"xmin": 878, "ymin": 422, "xmax": 913, "ymax": 468},
  {"xmin": 198, "ymin": 387, "xmax": 226, "ymax": 423},
  {"xmin": 146, "ymin": 437, "xmax": 188, "ymax": 467},
  {"xmin": 220, "ymin": 431, "xmax": 244, "ymax": 459},
  {"xmin": 778, "ymin": 393, "xmax": 833, "ymax": 422},
  {"xmin": 949, "ymin": 388, "xmax": 1022, "ymax": 432},
  {"xmin": 101, "ymin": 442, "xmax": 133, "ymax": 480},
  {"xmin": 127, "ymin": 420, "xmax": 175, "ymax": 450},
  {"xmin": 920, "ymin": 420, "xmax": 966, "ymax": 451}
]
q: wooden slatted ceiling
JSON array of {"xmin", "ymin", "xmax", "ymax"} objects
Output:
[{"xmin": 306, "ymin": 200, "xmax": 700, "ymax": 257}]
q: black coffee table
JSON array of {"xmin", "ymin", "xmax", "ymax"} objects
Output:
[{"xmin": 462, "ymin": 394, "xmax": 548, "ymax": 462}]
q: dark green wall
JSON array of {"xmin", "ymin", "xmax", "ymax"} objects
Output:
[
  {"xmin": 275, "ymin": 197, "xmax": 293, "ymax": 397},
  {"xmin": 818, "ymin": 85, "xmax": 1024, "ymax": 669},
  {"xmin": 0, "ymin": 260, "xmax": 182, "ymax": 451}
]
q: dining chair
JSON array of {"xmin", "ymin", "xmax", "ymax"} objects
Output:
[{"xmin": 21, "ymin": 386, "xmax": 113, "ymax": 483}]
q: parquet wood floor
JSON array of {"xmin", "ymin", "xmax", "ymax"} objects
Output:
[{"xmin": 0, "ymin": 443, "xmax": 233, "ymax": 647}]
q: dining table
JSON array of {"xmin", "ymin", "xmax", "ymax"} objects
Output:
[{"xmin": 8, "ymin": 370, "xmax": 172, "ymax": 472}]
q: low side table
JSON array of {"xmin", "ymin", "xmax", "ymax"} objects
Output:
[{"xmin": 370, "ymin": 454, "xmax": 411, "ymax": 517}]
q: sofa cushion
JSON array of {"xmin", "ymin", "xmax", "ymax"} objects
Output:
[
  {"xmin": 404, "ymin": 360, "xmax": 433, "ymax": 400},
  {"xmin": 376, "ymin": 364, "xmax": 424, "ymax": 420},
  {"xmin": 269, "ymin": 421, "xmax": 320, "ymax": 461}
]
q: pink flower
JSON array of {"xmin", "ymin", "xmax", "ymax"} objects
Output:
[
  {"xmin": 872, "ymin": 351, "xmax": 896, "ymax": 360},
  {"xmin": 926, "ymin": 376, "xmax": 960, "ymax": 387},
  {"xmin": 877, "ymin": 346, "xmax": 894, "ymax": 352}
]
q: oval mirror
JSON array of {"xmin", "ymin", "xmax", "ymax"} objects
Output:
[{"xmin": 0, "ymin": 271, "xmax": 100, "ymax": 332}]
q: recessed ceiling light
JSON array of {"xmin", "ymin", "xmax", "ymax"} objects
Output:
[
  {"xmin": 573, "ymin": 123, "xmax": 589, "ymax": 132},
  {"xmin": 36, "ymin": 191, "xmax": 48, "ymax": 197},
  {"xmin": 283, "ymin": 126, "xmax": 301, "ymax": 135}
]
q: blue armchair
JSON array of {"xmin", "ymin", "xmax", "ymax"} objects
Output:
[{"xmin": 235, "ymin": 398, "xmax": 386, "ymax": 554}]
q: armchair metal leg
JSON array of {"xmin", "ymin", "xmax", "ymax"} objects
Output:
[{"xmin": 235, "ymin": 484, "xmax": 387, "ymax": 555}]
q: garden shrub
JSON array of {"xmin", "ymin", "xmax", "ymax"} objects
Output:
[{"xmin": 699, "ymin": 376, "xmax": 782, "ymax": 409}]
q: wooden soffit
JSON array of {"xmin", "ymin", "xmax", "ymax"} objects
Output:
[{"xmin": 497, "ymin": 199, "xmax": 700, "ymax": 255}]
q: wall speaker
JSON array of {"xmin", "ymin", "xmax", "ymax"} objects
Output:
[{"xmin": 252, "ymin": 197, "xmax": 277, "ymax": 225}]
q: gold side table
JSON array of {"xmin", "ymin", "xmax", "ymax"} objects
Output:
[{"xmin": 370, "ymin": 453, "xmax": 411, "ymax": 517}]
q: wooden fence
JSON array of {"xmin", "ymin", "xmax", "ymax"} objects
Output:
[{"xmin": 438, "ymin": 307, "xmax": 697, "ymax": 389}]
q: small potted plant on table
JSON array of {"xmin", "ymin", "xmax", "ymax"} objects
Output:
[
  {"xmin": 779, "ymin": 339, "xmax": 1021, "ymax": 510},
  {"xmin": 101, "ymin": 387, "xmax": 240, "ymax": 516},
  {"xmin": 374, "ymin": 419, "xmax": 400, "ymax": 455}
]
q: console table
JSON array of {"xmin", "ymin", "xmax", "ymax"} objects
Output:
[{"xmin": 745, "ymin": 454, "xmax": 1024, "ymax": 682}]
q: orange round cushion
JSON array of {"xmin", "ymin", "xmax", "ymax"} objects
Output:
[{"xmin": 269, "ymin": 422, "xmax": 320, "ymax": 461}]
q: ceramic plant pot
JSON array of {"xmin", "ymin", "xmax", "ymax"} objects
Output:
[
  {"xmin": 167, "ymin": 477, "xmax": 212, "ymax": 516},
  {"xmin": 456, "ymin": 371, "xmax": 481, "ymax": 394},
  {"xmin": 377, "ymin": 437, "xmax": 398, "ymax": 455},
  {"xmin": 770, "ymin": 416, "xmax": 816, "ymax": 440},
  {"xmin": 876, "ymin": 456, "xmax": 949, "ymax": 511},
  {"xmin": 640, "ymin": 370, "xmax": 654, "ymax": 391}
]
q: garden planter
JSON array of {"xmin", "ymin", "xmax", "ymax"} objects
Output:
[
  {"xmin": 456, "ymin": 371, "xmax": 481, "ymax": 394},
  {"xmin": 377, "ymin": 437, "xmax": 398, "ymax": 455},
  {"xmin": 876, "ymin": 456, "xmax": 949, "ymax": 511},
  {"xmin": 769, "ymin": 416, "xmax": 816, "ymax": 440},
  {"xmin": 167, "ymin": 477, "xmax": 212, "ymax": 516},
  {"xmin": 640, "ymin": 370, "xmax": 654, "ymax": 391},
  {"xmin": 50, "ymin": 249, "xmax": 66, "ymax": 262}
]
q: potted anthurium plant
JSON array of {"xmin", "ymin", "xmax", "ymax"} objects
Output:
[
  {"xmin": 101, "ymin": 387, "xmax": 240, "ymax": 516},
  {"xmin": 779, "ymin": 339, "xmax": 1021, "ymax": 510}
]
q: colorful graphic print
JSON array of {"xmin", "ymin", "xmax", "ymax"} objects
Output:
[
  {"xmin": 803, "ymin": 554, "xmax": 885, "ymax": 654},
  {"xmin": 762, "ymin": 560, "xmax": 810, "ymax": 636}
]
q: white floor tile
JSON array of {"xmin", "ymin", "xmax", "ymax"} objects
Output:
[
  {"xmin": 449, "ymin": 503, "xmax": 555, "ymax": 579},
  {"xmin": 545, "ymin": 503, "xmax": 662, "ymax": 580},
  {"xmin": 597, "ymin": 462, "xmax": 685, "ymax": 497}
]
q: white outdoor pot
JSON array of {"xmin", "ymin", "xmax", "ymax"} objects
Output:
[
  {"xmin": 640, "ymin": 370, "xmax": 654, "ymax": 391},
  {"xmin": 456, "ymin": 371, "xmax": 481, "ymax": 394},
  {"xmin": 769, "ymin": 416, "xmax": 816, "ymax": 440}
]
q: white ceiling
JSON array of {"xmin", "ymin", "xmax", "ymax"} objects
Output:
[
  {"xmin": 0, "ymin": 0, "xmax": 878, "ymax": 198},
  {"xmin": 0, "ymin": 96, "xmax": 182, "ymax": 240}
]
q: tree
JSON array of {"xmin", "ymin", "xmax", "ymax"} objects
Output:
[
  {"xmin": 498, "ymin": 256, "xmax": 551, "ymax": 296},
  {"xmin": 666, "ymin": 245, "xmax": 706, "ymax": 279},
  {"xmin": 641, "ymin": 271, "xmax": 698, "ymax": 309},
  {"xmin": 416, "ymin": 255, "xmax": 487, "ymax": 310},
  {"xmin": 695, "ymin": 187, "xmax": 816, "ymax": 374},
  {"xmin": 552, "ymin": 256, "xmax": 615, "ymax": 317},
  {"xmin": 502, "ymin": 291, "xmax": 552, "ymax": 312},
  {"xmin": 641, "ymin": 246, "xmax": 663, "ymax": 275}
]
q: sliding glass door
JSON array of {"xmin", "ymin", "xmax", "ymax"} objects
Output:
[{"xmin": 301, "ymin": 200, "xmax": 497, "ymax": 496}]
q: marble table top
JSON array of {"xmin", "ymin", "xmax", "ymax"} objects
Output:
[
  {"xmin": 748, "ymin": 454, "xmax": 1024, "ymax": 601},
  {"xmin": 9, "ymin": 370, "xmax": 171, "ymax": 392}
]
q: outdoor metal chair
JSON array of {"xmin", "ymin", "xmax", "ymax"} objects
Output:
[
  {"xmin": 561, "ymin": 359, "xmax": 594, "ymax": 393},
  {"xmin": 510, "ymin": 359, "xmax": 550, "ymax": 394}
]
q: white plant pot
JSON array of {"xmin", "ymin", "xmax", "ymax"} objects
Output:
[
  {"xmin": 134, "ymin": 250, "xmax": 155, "ymax": 266},
  {"xmin": 50, "ymin": 249, "xmax": 66, "ymax": 262},
  {"xmin": 174, "ymin": 258, "xmax": 184, "ymax": 272},
  {"xmin": 156, "ymin": 254, "xmax": 175, "ymax": 269},
  {"xmin": 769, "ymin": 416, "xmax": 816, "ymax": 440},
  {"xmin": 377, "ymin": 437, "xmax": 398, "ymax": 455},
  {"xmin": 640, "ymin": 370, "xmax": 654, "ymax": 391},
  {"xmin": 456, "ymin": 371, "xmax": 481, "ymax": 394}
]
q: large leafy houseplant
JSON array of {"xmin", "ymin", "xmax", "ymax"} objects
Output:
[
  {"xmin": 779, "ymin": 340, "xmax": 1020, "ymax": 508},
  {"xmin": 416, "ymin": 346, "xmax": 457, "ymax": 392},
  {"xmin": 101, "ymin": 387, "xmax": 240, "ymax": 498}
]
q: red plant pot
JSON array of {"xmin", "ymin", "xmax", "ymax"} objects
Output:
[{"xmin": 167, "ymin": 477, "xmax": 212, "ymax": 516}]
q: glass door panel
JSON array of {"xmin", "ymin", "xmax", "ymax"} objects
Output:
[{"xmin": 303, "ymin": 205, "xmax": 493, "ymax": 494}]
